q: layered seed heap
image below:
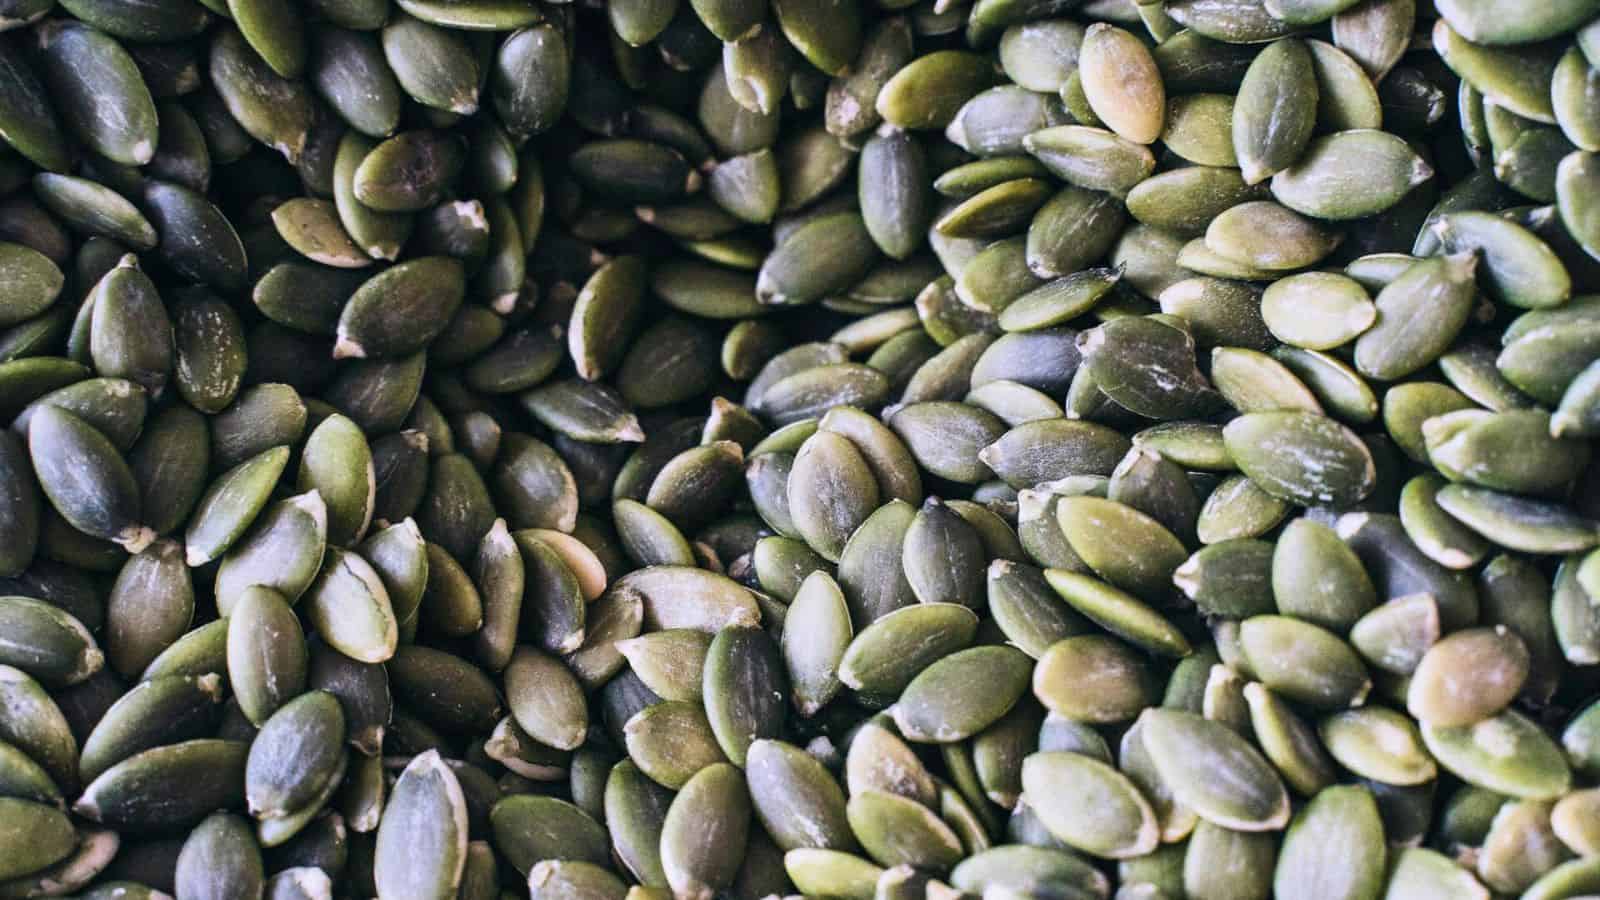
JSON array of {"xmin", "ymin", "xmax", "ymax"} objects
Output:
[{"xmin": 5, "ymin": 0, "xmax": 1600, "ymax": 897}]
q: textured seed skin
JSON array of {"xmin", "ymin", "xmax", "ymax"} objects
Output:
[{"xmin": 374, "ymin": 750, "xmax": 468, "ymax": 900}]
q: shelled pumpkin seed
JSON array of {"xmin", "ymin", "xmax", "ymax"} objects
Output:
[{"xmin": 3, "ymin": 0, "xmax": 1600, "ymax": 897}]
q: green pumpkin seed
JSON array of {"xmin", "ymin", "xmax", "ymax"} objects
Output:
[
  {"xmin": 1233, "ymin": 39, "xmax": 1318, "ymax": 185},
  {"xmin": 1423, "ymin": 709, "xmax": 1572, "ymax": 799},
  {"xmin": 1240, "ymin": 615, "xmax": 1371, "ymax": 709},
  {"xmin": 876, "ymin": 51, "xmax": 992, "ymax": 131},
  {"xmin": 1042, "ymin": 569, "xmax": 1190, "ymax": 658},
  {"xmin": 374, "ymin": 751, "xmax": 468, "ymax": 900},
  {"xmin": 1223, "ymin": 411, "xmax": 1376, "ymax": 508},
  {"xmin": 1020, "ymin": 752, "xmax": 1158, "ymax": 859},
  {"xmin": 1272, "ymin": 785, "xmax": 1386, "ymax": 900}
]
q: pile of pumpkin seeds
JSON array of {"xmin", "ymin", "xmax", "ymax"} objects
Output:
[{"xmin": 10, "ymin": 0, "xmax": 1600, "ymax": 895}]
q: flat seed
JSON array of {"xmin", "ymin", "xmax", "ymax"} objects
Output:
[
  {"xmin": 1407, "ymin": 626, "xmax": 1530, "ymax": 727},
  {"xmin": 1079, "ymin": 25, "xmax": 1164, "ymax": 145},
  {"xmin": 1272, "ymin": 130, "xmax": 1432, "ymax": 220},
  {"xmin": 838, "ymin": 601, "xmax": 976, "ymax": 702},
  {"xmin": 1435, "ymin": 485, "xmax": 1599, "ymax": 555},
  {"xmin": 892, "ymin": 645, "xmax": 1032, "ymax": 743},
  {"xmin": 1025, "ymin": 185, "xmax": 1127, "ymax": 281},
  {"xmin": 1349, "ymin": 593, "xmax": 1440, "ymax": 676},
  {"xmin": 658, "ymin": 761, "xmax": 750, "ymax": 898},
  {"xmin": 1033, "ymin": 634, "xmax": 1155, "ymax": 723},
  {"xmin": 1233, "ymin": 39, "xmax": 1318, "ymax": 185},
  {"xmin": 784, "ymin": 848, "xmax": 883, "ymax": 900},
  {"xmin": 1272, "ymin": 785, "xmax": 1386, "ymax": 900},
  {"xmin": 779, "ymin": 571, "xmax": 850, "ymax": 716},
  {"xmin": 746, "ymin": 738, "xmax": 854, "ymax": 852},
  {"xmin": 1243, "ymin": 682, "xmax": 1338, "ymax": 797},
  {"xmin": 1425, "ymin": 408, "xmax": 1588, "ymax": 496},
  {"xmin": 1174, "ymin": 539, "xmax": 1275, "ymax": 618},
  {"xmin": 1054, "ymin": 495, "xmax": 1185, "ymax": 601},
  {"xmin": 622, "ymin": 700, "xmax": 726, "ymax": 789},
  {"xmin": 215, "ymin": 491, "xmax": 329, "ymax": 611},
  {"xmin": 1399, "ymin": 473, "xmax": 1491, "ymax": 570},
  {"xmin": 1223, "ymin": 411, "xmax": 1376, "ymax": 508},
  {"xmin": 1433, "ymin": 20, "xmax": 1560, "ymax": 124},
  {"xmin": 1422, "ymin": 709, "xmax": 1572, "ymax": 799},
  {"xmin": 848, "ymin": 789, "xmax": 963, "ymax": 872},
  {"xmin": 604, "ymin": 760, "xmax": 671, "ymax": 887},
  {"xmin": 758, "ymin": 212, "xmax": 881, "ymax": 306},
  {"xmin": 1020, "ymin": 752, "xmax": 1158, "ymax": 859},
  {"xmin": 374, "ymin": 750, "xmax": 468, "ymax": 900},
  {"xmin": 826, "ymin": 17, "xmax": 913, "ymax": 137},
  {"xmin": 1041, "ymin": 569, "xmax": 1190, "ymax": 658},
  {"xmin": 1140, "ymin": 708, "xmax": 1290, "ymax": 831},
  {"xmin": 1319, "ymin": 706, "xmax": 1436, "ymax": 786},
  {"xmin": 227, "ymin": 586, "xmax": 308, "ymax": 727},
  {"xmin": 245, "ymin": 691, "xmax": 345, "ymax": 822},
  {"xmin": 1204, "ymin": 201, "xmax": 1340, "ymax": 271},
  {"xmin": 35, "ymin": 20, "xmax": 156, "ymax": 167},
  {"xmin": 1197, "ymin": 474, "xmax": 1290, "ymax": 544},
  {"xmin": 1239, "ymin": 615, "xmax": 1371, "ymax": 709},
  {"xmin": 76, "ymin": 738, "xmax": 248, "ymax": 830},
  {"xmin": 1339, "ymin": 512, "xmax": 1480, "ymax": 631},
  {"xmin": 1434, "ymin": 0, "xmax": 1600, "ymax": 45},
  {"xmin": 336, "ymin": 257, "xmax": 465, "ymax": 360},
  {"xmin": 876, "ymin": 51, "xmax": 992, "ymax": 131},
  {"xmin": 1079, "ymin": 316, "xmax": 1220, "ymax": 420},
  {"xmin": 1308, "ymin": 39, "xmax": 1383, "ymax": 132}
]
